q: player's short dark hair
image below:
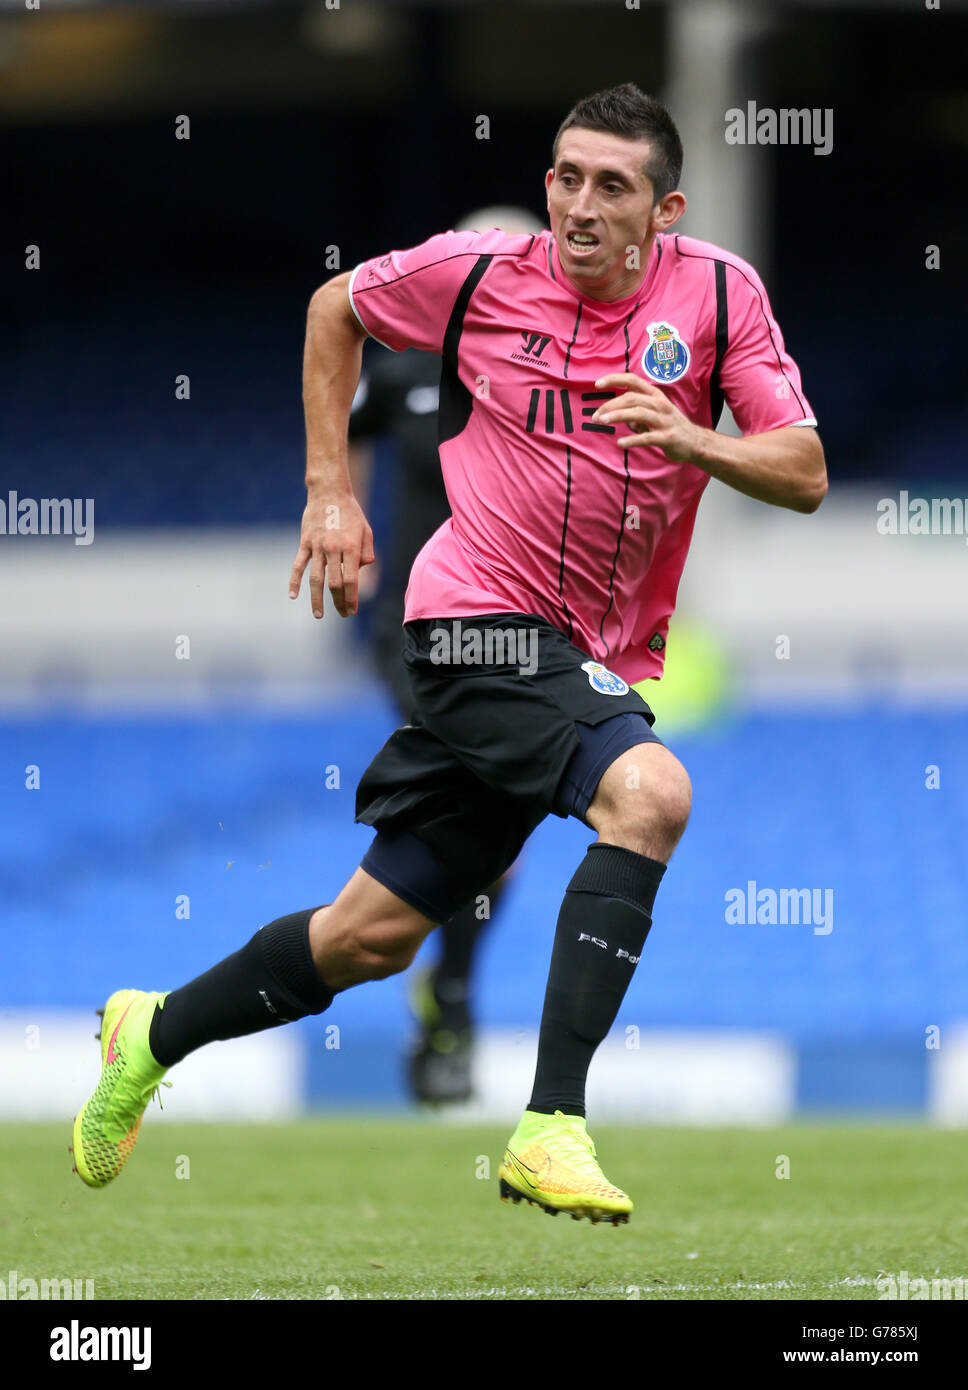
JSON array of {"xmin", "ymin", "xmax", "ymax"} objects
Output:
[{"xmin": 552, "ymin": 82, "xmax": 683, "ymax": 200}]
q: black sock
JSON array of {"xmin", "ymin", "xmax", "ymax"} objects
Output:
[
  {"xmin": 528, "ymin": 844, "xmax": 665, "ymax": 1117},
  {"xmin": 433, "ymin": 877, "xmax": 506, "ymax": 1022},
  {"xmin": 148, "ymin": 907, "xmax": 334, "ymax": 1067}
]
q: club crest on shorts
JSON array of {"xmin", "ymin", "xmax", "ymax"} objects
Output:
[
  {"xmin": 641, "ymin": 322, "xmax": 690, "ymax": 383},
  {"xmin": 581, "ymin": 661, "xmax": 629, "ymax": 696}
]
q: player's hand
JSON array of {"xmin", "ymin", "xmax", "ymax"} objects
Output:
[
  {"xmin": 357, "ymin": 555, "xmax": 381, "ymax": 602},
  {"xmin": 288, "ymin": 493, "xmax": 375, "ymax": 619},
  {"xmin": 592, "ymin": 373, "xmax": 704, "ymax": 462}
]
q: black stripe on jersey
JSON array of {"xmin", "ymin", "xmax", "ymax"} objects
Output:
[
  {"xmin": 559, "ymin": 389, "xmax": 573, "ymax": 432},
  {"xmin": 438, "ymin": 254, "xmax": 494, "ymax": 445},
  {"xmin": 354, "ymin": 245, "xmax": 526, "ymax": 313},
  {"xmin": 558, "ymin": 445, "xmax": 575, "ymax": 640},
  {"xmin": 709, "ymin": 259, "xmax": 728, "ymax": 429},
  {"xmin": 547, "ymin": 238, "xmax": 557, "ymax": 282},
  {"xmin": 580, "ymin": 392, "xmax": 616, "ymax": 433},
  {"xmin": 597, "ymin": 309, "xmax": 638, "ymax": 656},
  {"xmin": 563, "ymin": 303, "xmax": 582, "ymax": 379},
  {"xmin": 673, "ymin": 236, "xmax": 810, "ymax": 421}
]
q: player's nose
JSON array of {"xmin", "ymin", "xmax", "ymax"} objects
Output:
[{"xmin": 568, "ymin": 195, "xmax": 599, "ymax": 227}]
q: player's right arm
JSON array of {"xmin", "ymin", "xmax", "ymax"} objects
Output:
[
  {"xmin": 290, "ymin": 271, "xmax": 374, "ymax": 619},
  {"xmin": 344, "ymin": 367, "xmax": 386, "ymax": 601},
  {"xmin": 294, "ymin": 229, "xmax": 490, "ymax": 616}
]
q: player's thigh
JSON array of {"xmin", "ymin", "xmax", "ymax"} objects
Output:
[
  {"xmin": 355, "ymin": 720, "xmax": 543, "ymax": 924},
  {"xmin": 329, "ymin": 865, "xmax": 435, "ymax": 951},
  {"xmin": 586, "ymin": 740, "xmax": 692, "ymax": 854}
]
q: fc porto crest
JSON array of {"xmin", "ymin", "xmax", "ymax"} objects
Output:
[
  {"xmin": 581, "ymin": 661, "xmax": 629, "ymax": 696},
  {"xmin": 642, "ymin": 322, "xmax": 690, "ymax": 383}
]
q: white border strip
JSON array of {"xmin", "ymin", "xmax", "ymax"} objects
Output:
[{"xmin": 347, "ymin": 262, "xmax": 398, "ymax": 352}]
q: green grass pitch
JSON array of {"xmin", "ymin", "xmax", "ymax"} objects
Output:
[{"xmin": 2, "ymin": 1120, "xmax": 966, "ymax": 1300}]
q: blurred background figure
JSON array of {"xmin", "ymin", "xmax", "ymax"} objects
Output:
[
  {"xmin": 2, "ymin": 0, "xmax": 967, "ymax": 1127},
  {"xmin": 347, "ymin": 205, "xmax": 545, "ymax": 1105}
]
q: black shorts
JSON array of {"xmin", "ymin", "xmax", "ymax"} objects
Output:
[{"xmin": 355, "ymin": 612, "xmax": 663, "ymax": 920}]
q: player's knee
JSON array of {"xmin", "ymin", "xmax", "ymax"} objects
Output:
[
  {"xmin": 598, "ymin": 755, "xmax": 692, "ymax": 857},
  {"xmin": 650, "ymin": 763, "xmax": 692, "ymax": 845},
  {"xmin": 635, "ymin": 776, "xmax": 690, "ymax": 849}
]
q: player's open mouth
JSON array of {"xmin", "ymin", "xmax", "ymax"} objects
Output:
[{"xmin": 565, "ymin": 232, "xmax": 600, "ymax": 257}]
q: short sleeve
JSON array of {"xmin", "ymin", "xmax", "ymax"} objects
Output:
[
  {"xmin": 717, "ymin": 260, "xmax": 817, "ymax": 436},
  {"xmin": 348, "ymin": 230, "xmax": 486, "ymax": 355}
]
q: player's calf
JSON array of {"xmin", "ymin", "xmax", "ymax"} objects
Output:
[{"xmin": 523, "ymin": 741, "xmax": 684, "ymax": 1160}]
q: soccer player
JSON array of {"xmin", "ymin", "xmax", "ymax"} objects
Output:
[
  {"xmin": 72, "ymin": 83, "xmax": 825, "ymax": 1224},
  {"xmin": 348, "ymin": 206, "xmax": 544, "ymax": 1105}
]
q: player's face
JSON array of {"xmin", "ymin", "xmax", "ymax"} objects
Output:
[{"xmin": 546, "ymin": 129, "xmax": 668, "ymax": 299}]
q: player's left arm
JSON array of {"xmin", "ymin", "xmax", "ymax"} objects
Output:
[{"xmin": 592, "ymin": 378, "xmax": 827, "ymax": 514}]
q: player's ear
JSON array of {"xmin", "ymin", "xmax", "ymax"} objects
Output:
[{"xmin": 653, "ymin": 191, "xmax": 686, "ymax": 232}]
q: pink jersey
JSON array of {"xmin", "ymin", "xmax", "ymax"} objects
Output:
[{"xmin": 348, "ymin": 228, "xmax": 816, "ymax": 682}]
